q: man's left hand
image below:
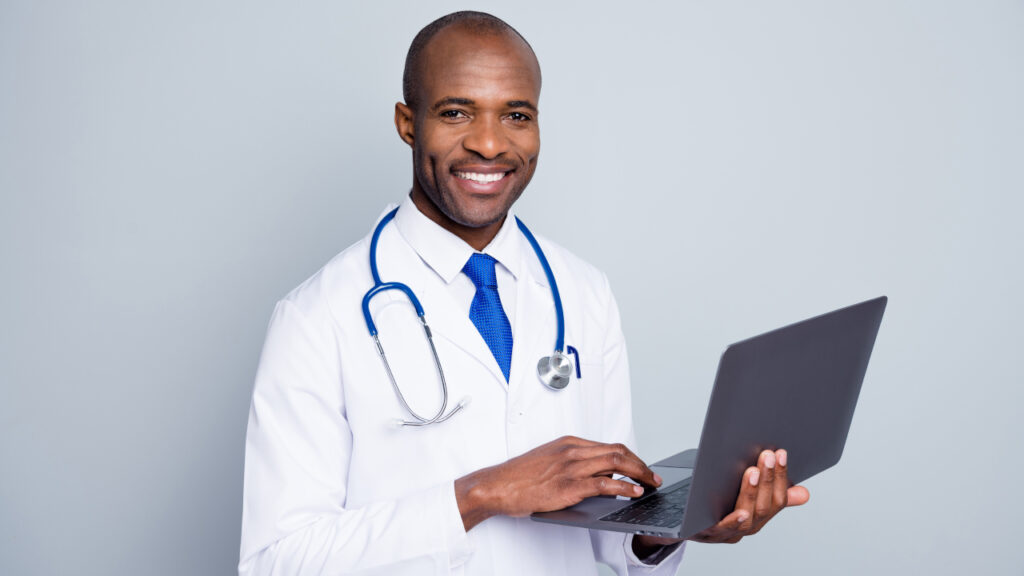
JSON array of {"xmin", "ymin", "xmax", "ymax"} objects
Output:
[{"xmin": 634, "ymin": 448, "xmax": 810, "ymax": 554}]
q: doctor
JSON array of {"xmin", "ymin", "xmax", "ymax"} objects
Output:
[{"xmin": 239, "ymin": 11, "xmax": 809, "ymax": 576}]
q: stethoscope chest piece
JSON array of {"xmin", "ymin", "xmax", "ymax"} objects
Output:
[{"xmin": 537, "ymin": 351, "xmax": 574, "ymax": 390}]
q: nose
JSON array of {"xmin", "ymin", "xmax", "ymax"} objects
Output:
[{"xmin": 462, "ymin": 115, "xmax": 509, "ymax": 159}]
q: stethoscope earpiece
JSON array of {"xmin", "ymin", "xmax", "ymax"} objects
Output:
[{"xmin": 537, "ymin": 352, "xmax": 573, "ymax": 390}]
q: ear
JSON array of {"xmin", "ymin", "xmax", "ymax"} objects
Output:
[{"xmin": 394, "ymin": 102, "xmax": 415, "ymax": 147}]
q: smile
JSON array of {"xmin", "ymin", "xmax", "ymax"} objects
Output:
[{"xmin": 454, "ymin": 171, "xmax": 508, "ymax": 183}]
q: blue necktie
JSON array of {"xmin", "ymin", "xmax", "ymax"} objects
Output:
[{"xmin": 463, "ymin": 253, "xmax": 513, "ymax": 382}]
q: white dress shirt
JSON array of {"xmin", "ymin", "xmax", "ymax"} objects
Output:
[{"xmin": 239, "ymin": 196, "xmax": 686, "ymax": 575}]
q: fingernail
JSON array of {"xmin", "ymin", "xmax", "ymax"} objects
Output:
[
  {"xmin": 737, "ymin": 512, "xmax": 749, "ymax": 524},
  {"xmin": 634, "ymin": 485, "xmax": 644, "ymax": 495},
  {"xmin": 765, "ymin": 452, "xmax": 776, "ymax": 469},
  {"xmin": 653, "ymin": 473, "xmax": 663, "ymax": 486},
  {"xmin": 750, "ymin": 469, "xmax": 759, "ymax": 486},
  {"xmin": 778, "ymin": 450, "xmax": 787, "ymax": 467}
]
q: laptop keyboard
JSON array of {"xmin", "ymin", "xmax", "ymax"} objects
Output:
[{"xmin": 599, "ymin": 479, "xmax": 691, "ymax": 528}]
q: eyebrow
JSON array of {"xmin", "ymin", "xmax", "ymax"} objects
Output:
[
  {"xmin": 507, "ymin": 100, "xmax": 538, "ymax": 113},
  {"xmin": 430, "ymin": 97, "xmax": 538, "ymax": 113},
  {"xmin": 430, "ymin": 97, "xmax": 474, "ymax": 112}
]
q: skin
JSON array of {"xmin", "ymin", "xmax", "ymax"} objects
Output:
[
  {"xmin": 394, "ymin": 24, "xmax": 810, "ymax": 556},
  {"xmin": 395, "ymin": 25, "xmax": 541, "ymax": 251}
]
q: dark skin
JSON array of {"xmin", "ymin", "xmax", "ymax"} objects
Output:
[
  {"xmin": 395, "ymin": 25, "xmax": 540, "ymax": 251},
  {"xmin": 394, "ymin": 24, "xmax": 810, "ymax": 557}
]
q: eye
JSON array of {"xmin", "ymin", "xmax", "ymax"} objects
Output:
[
  {"xmin": 439, "ymin": 109, "xmax": 469, "ymax": 121},
  {"xmin": 508, "ymin": 112, "xmax": 532, "ymax": 122}
]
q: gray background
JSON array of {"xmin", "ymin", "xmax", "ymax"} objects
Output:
[{"xmin": 2, "ymin": 1, "xmax": 1021, "ymax": 574}]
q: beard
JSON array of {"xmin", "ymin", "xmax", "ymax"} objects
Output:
[{"xmin": 413, "ymin": 152, "xmax": 534, "ymax": 230}]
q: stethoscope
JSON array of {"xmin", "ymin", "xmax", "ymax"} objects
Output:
[{"xmin": 361, "ymin": 207, "xmax": 574, "ymax": 427}]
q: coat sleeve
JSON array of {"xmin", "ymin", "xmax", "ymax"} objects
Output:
[
  {"xmin": 587, "ymin": 273, "xmax": 686, "ymax": 576},
  {"xmin": 239, "ymin": 298, "xmax": 472, "ymax": 576}
]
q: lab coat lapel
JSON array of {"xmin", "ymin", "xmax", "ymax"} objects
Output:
[
  {"xmin": 509, "ymin": 258, "xmax": 556, "ymax": 392},
  {"xmin": 379, "ymin": 201, "xmax": 515, "ymax": 392},
  {"xmin": 412, "ymin": 270, "xmax": 510, "ymax": 390}
]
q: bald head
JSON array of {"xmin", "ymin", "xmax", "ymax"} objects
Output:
[{"xmin": 402, "ymin": 11, "xmax": 540, "ymax": 111}]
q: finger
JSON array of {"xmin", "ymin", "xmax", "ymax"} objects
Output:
[
  {"xmin": 552, "ymin": 435, "xmax": 602, "ymax": 448},
  {"xmin": 605, "ymin": 443, "xmax": 664, "ymax": 488},
  {"xmin": 590, "ymin": 442, "xmax": 653, "ymax": 483},
  {"xmin": 561, "ymin": 442, "xmax": 641, "ymax": 465},
  {"xmin": 786, "ymin": 485, "xmax": 810, "ymax": 507},
  {"xmin": 576, "ymin": 452, "xmax": 657, "ymax": 489},
  {"xmin": 601, "ymin": 443, "xmax": 656, "ymax": 484},
  {"xmin": 734, "ymin": 466, "xmax": 758, "ymax": 531},
  {"xmin": 568, "ymin": 445, "xmax": 659, "ymax": 487},
  {"xmin": 720, "ymin": 507, "xmax": 751, "ymax": 532},
  {"xmin": 772, "ymin": 449, "xmax": 789, "ymax": 510},
  {"xmin": 581, "ymin": 474, "xmax": 646, "ymax": 499},
  {"xmin": 754, "ymin": 450, "xmax": 776, "ymax": 525},
  {"xmin": 690, "ymin": 508, "xmax": 749, "ymax": 543}
]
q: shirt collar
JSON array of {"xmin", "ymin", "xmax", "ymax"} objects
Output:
[{"xmin": 393, "ymin": 194, "xmax": 526, "ymax": 285}]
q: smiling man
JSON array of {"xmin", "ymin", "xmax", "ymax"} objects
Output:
[
  {"xmin": 240, "ymin": 11, "xmax": 807, "ymax": 576},
  {"xmin": 396, "ymin": 15, "xmax": 541, "ymax": 250}
]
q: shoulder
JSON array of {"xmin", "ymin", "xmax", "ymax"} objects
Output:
[
  {"xmin": 529, "ymin": 231, "xmax": 612, "ymax": 290},
  {"xmin": 524, "ymin": 230, "xmax": 616, "ymax": 314},
  {"xmin": 275, "ymin": 233, "xmax": 375, "ymax": 327}
]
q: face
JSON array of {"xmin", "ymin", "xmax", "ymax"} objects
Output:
[{"xmin": 395, "ymin": 27, "xmax": 541, "ymax": 241}]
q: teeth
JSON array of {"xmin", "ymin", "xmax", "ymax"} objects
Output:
[{"xmin": 455, "ymin": 171, "xmax": 506, "ymax": 183}]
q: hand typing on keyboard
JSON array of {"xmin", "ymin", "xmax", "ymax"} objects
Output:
[{"xmin": 454, "ymin": 435, "xmax": 663, "ymax": 532}]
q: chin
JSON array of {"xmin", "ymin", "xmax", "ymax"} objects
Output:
[
  {"xmin": 453, "ymin": 195, "xmax": 520, "ymax": 227},
  {"xmin": 448, "ymin": 206, "xmax": 507, "ymax": 229}
]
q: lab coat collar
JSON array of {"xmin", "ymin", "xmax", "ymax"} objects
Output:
[
  {"xmin": 380, "ymin": 195, "xmax": 557, "ymax": 391},
  {"xmin": 393, "ymin": 194, "xmax": 537, "ymax": 286}
]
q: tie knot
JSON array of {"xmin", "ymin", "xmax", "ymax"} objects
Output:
[{"xmin": 463, "ymin": 253, "xmax": 499, "ymax": 289}]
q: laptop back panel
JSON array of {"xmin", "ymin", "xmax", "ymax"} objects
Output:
[
  {"xmin": 678, "ymin": 296, "xmax": 887, "ymax": 538},
  {"xmin": 530, "ymin": 297, "xmax": 887, "ymax": 539}
]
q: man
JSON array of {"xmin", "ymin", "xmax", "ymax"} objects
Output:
[{"xmin": 240, "ymin": 11, "xmax": 808, "ymax": 575}]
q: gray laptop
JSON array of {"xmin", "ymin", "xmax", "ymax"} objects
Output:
[{"xmin": 531, "ymin": 296, "xmax": 887, "ymax": 539}]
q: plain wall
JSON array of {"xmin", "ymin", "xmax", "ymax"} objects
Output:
[{"xmin": 1, "ymin": 1, "xmax": 1021, "ymax": 574}]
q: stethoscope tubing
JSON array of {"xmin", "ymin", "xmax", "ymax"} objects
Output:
[
  {"xmin": 363, "ymin": 206, "xmax": 568, "ymax": 426},
  {"xmin": 514, "ymin": 216, "xmax": 565, "ymax": 353}
]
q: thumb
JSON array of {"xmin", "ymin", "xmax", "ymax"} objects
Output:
[{"xmin": 786, "ymin": 485, "xmax": 810, "ymax": 507}]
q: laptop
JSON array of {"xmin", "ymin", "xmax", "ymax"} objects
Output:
[{"xmin": 531, "ymin": 296, "xmax": 887, "ymax": 539}]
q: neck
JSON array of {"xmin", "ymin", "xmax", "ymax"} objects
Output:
[{"xmin": 409, "ymin": 188, "xmax": 504, "ymax": 252}]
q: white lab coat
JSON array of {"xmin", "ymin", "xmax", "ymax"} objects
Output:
[{"xmin": 239, "ymin": 198, "xmax": 685, "ymax": 575}]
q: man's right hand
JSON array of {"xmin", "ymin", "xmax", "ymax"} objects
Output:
[{"xmin": 454, "ymin": 436, "xmax": 662, "ymax": 531}]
